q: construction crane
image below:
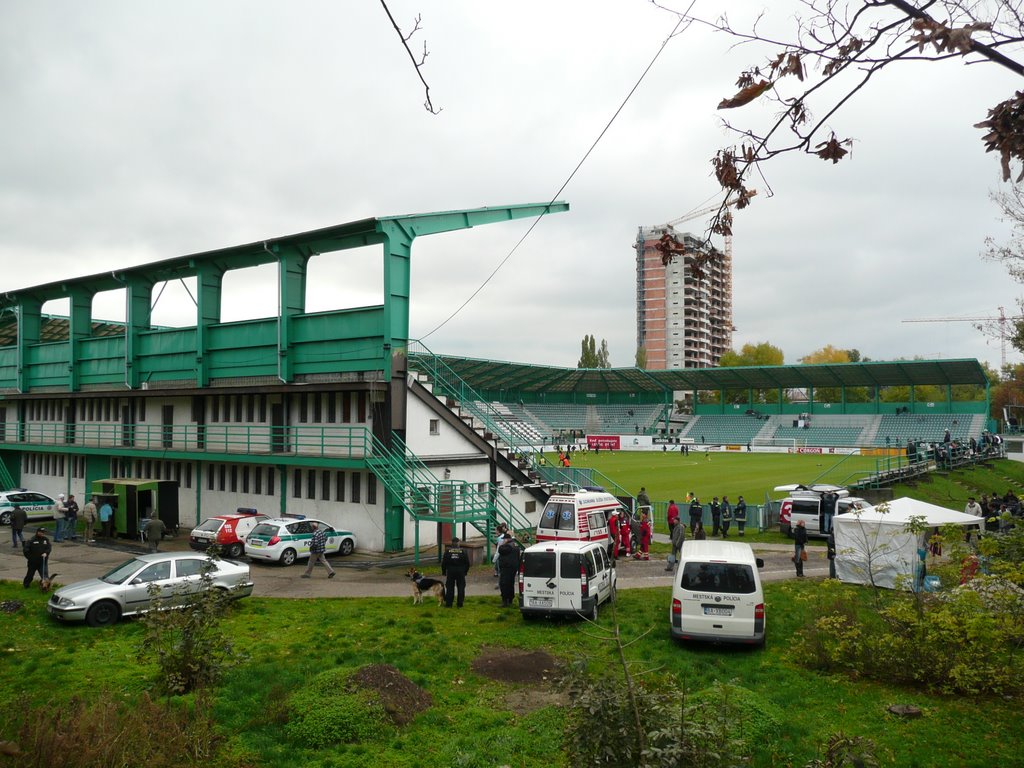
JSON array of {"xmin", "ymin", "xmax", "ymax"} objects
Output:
[
  {"xmin": 651, "ymin": 191, "xmax": 757, "ymax": 281},
  {"xmin": 902, "ymin": 307, "xmax": 1023, "ymax": 372}
]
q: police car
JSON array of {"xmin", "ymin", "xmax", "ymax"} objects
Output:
[
  {"xmin": 0, "ymin": 489, "xmax": 58, "ymax": 526},
  {"xmin": 244, "ymin": 517, "xmax": 356, "ymax": 565}
]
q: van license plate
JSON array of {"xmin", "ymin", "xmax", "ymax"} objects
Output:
[
  {"xmin": 703, "ymin": 606, "xmax": 732, "ymax": 616},
  {"xmin": 530, "ymin": 597, "xmax": 552, "ymax": 608}
]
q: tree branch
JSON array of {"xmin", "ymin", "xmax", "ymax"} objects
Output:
[{"xmin": 379, "ymin": 0, "xmax": 442, "ymax": 114}]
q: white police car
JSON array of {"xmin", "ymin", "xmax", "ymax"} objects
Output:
[
  {"xmin": 0, "ymin": 489, "xmax": 58, "ymax": 526},
  {"xmin": 244, "ymin": 517, "xmax": 356, "ymax": 565}
]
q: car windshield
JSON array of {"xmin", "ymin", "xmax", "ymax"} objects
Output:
[
  {"xmin": 195, "ymin": 518, "xmax": 224, "ymax": 533},
  {"xmin": 249, "ymin": 523, "xmax": 278, "ymax": 538},
  {"xmin": 100, "ymin": 558, "xmax": 147, "ymax": 585}
]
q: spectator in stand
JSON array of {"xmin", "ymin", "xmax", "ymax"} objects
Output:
[{"xmin": 734, "ymin": 496, "xmax": 748, "ymax": 536}]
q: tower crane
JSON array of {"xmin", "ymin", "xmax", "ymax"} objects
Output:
[
  {"xmin": 902, "ymin": 307, "xmax": 1023, "ymax": 372},
  {"xmin": 663, "ymin": 191, "xmax": 758, "ymax": 263}
]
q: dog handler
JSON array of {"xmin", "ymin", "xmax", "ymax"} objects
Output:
[
  {"xmin": 441, "ymin": 536, "xmax": 470, "ymax": 608},
  {"xmin": 23, "ymin": 527, "xmax": 51, "ymax": 589}
]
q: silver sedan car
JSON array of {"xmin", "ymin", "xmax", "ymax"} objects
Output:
[{"xmin": 47, "ymin": 551, "xmax": 254, "ymax": 627}]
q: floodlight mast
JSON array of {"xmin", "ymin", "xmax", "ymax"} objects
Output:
[{"xmin": 901, "ymin": 307, "xmax": 1023, "ymax": 373}]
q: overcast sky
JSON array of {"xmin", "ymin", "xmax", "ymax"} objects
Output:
[{"xmin": 1, "ymin": 1, "xmax": 1021, "ymax": 373}]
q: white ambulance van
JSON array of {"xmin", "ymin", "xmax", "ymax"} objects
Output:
[
  {"xmin": 669, "ymin": 540, "xmax": 766, "ymax": 647},
  {"xmin": 518, "ymin": 540, "xmax": 617, "ymax": 621},
  {"xmin": 535, "ymin": 490, "xmax": 621, "ymax": 549}
]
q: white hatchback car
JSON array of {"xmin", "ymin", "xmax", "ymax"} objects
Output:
[
  {"xmin": 47, "ymin": 551, "xmax": 254, "ymax": 627},
  {"xmin": 0, "ymin": 489, "xmax": 57, "ymax": 526},
  {"xmin": 244, "ymin": 517, "xmax": 356, "ymax": 566}
]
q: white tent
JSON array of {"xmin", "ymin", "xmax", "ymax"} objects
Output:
[{"xmin": 832, "ymin": 497, "xmax": 984, "ymax": 590}]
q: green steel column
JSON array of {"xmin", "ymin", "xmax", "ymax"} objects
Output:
[
  {"xmin": 276, "ymin": 248, "xmax": 308, "ymax": 383},
  {"xmin": 379, "ymin": 222, "xmax": 414, "ymax": 553},
  {"xmin": 194, "ymin": 264, "xmax": 224, "ymax": 388},
  {"xmin": 16, "ymin": 298, "xmax": 41, "ymax": 393},
  {"xmin": 67, "ymin": 287, "xmax": 94, "ymax": 392},
  {"xmin": 124, "ymin": 277, "xmax": 154, "ymax": 389}
]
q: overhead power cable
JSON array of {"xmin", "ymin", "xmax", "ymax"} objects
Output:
[{"xmin": 418, "ymin": 7, "xmax": 693, "ymax": 341}]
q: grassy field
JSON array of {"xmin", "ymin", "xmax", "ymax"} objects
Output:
[
  {"xmin": 0, "ymin": 574, "xmax": 1018, "ymax": 768},
  {"xmin": 4, "ymin": 457, "xmax": 1023, "ymax": 767}
]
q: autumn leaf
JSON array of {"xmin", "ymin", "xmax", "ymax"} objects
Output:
[
  {"xmin": 718, "ymin": 80, "xmax": 772, "ymax": 109},
  {"xmin": 814, "ymin": 135, "xmax": 851, "ymax": 163}
]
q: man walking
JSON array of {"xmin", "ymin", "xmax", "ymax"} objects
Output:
[
  {"xmin": 145, "ymin": 513, "xmax": 166, "ymax": 552},
  {"xmin": 441, "ymin": 536, "xmax": 470, "ymax": 608},
  {"xmin": 10, "ymin": 505, "xmax": 27, "ymax": 549},
  {"xmin": 23, "ymin": 527, "xmax": 51, "ymax": 588},
  {"xmin": 301, "ymin": 521, "xmax": 336, "ymax": 579}
]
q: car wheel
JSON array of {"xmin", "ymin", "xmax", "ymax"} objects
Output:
[
  {"xmin": 0, "ymin": 510, "xmax": 10, "ymax": 526},
  {"xmin": 225, "ymin": 543, "xmax": 243, "ymax": 559},
  {"xmin": 280, "ymin": 548, "xmax": 297, "ymax": 566},
  {"xmin": 86, "ymin": 601, "xmax": 121, "ymax": 627},
  {"xmin": 586, "ymin": 601, "xmax": 599, "ymax": 622},
  {"xmin": 338, "ymin": 538, "xmax": 354, "ymax": 556}
]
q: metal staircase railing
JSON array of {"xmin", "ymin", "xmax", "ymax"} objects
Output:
[
  {"xmin": 408, "ymin": 343, "xmax": 541, "ymax": 456},
  {"xmin": 0, "ymin": 460, "xmax": 15, "ymax": 490},
  {"xmin": 366, "ymin": 434, "xmax": 533, "ymax": 559},
  {"xmin": 533, "ymin": 462, "xmax": 634, "ymax": 502}
]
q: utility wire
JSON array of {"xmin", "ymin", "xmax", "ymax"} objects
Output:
[{"xmin": 418, "ymin": 8, "xmax": 693, "ymax": 342}]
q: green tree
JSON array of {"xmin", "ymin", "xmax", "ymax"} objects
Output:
[
  {"xmin": 578, "ymin": 335, "xmax": 611, "ymax": 368},
  {"xmin": 718, "ymin": 341, "xmax": 784, "ymax": 367},
  {"xmin": 635, "ymin": 346, "xmax": 647, "ymax": 369}
]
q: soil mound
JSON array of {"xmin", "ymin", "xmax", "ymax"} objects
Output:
[{"xmin": 349, "ymin": 663, "xmax": 432, "ymax": 726}]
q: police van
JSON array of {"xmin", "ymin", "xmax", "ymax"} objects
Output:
[
  {"xmin": 775, "ymin": 483, "xmax": 869, "ymax": 538},
  {"xmin": 669, "ymin": 540, "xmax": 765, "ymax": 646},
  {"xmin": 535, "ymin": 490, "xmax": 621, "ymax": 548},
  {"xmin": 518, "ymin": 540, "xmax": 617, "ymax": 621}
]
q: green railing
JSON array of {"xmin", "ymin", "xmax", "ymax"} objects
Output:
[
  {"xmin": 0, "ymin": 422, "xmax": 374, "ymax": 459},
  {"xmin": 533, "ymin": 462, "xmax": 634, "ymax": 501},
  {"xmin": 366, "ymin": 434, "xmax": 532, "ymax": 561},
  {"xmin": 408, "ymin": 343, "xmax": 540, "ymax": 455}
]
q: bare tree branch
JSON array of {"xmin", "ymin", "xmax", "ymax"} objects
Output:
[
  {"xmin": 379, "ymin": 0, "xmax": 442, "ymax": 115},
  {"xmin": 653, "ymin": 0, "xmax": 1024, "ymax": 264}
]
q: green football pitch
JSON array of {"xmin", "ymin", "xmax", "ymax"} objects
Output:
[{"xmin": 542, "ymin": 449, "xmax": 886, "ymax": 506}]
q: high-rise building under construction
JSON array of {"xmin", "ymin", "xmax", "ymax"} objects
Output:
[{"xmin": 634, "ymin": 227, "xmax": 733, "ymax": 370}]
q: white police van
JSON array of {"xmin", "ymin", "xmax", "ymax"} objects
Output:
[
  {"xmin": 669, "ymin": 540, "xmax": 765, "ymax": 646},
  {"xmin": 518, "ymin": 540, "xmax": 616, "ymax": 621}
]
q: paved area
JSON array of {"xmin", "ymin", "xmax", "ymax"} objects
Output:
[{"xmin": 0, "ymin": 531, "xmax": 827, "ymax": 598}]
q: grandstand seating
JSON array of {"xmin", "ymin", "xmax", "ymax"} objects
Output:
[{"xmin": 680, "ymin": 415, "xmax": 768, "ymax": 445}]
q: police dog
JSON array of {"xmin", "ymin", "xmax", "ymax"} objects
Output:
[
  {"xmin": 407, "ymin": 568, "xmax": 445, "ymax": 606},
  {"xmin": 39, "ymin": 573, "xmax": 57, "ymax": 593}
]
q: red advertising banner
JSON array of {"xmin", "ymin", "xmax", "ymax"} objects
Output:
[{"xmin": 587, "ymin": 435, "xmax": 621, "ymax": 450}]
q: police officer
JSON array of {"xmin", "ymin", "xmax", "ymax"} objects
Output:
[
  {"xmin": 23, "ymin": 527, "xmax": 51, "ymax": 588},
  {"xmin": 441, "ymin": 536, "xmax": 471, "ymax": 608}
]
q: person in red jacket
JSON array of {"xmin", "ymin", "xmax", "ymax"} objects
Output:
[
  {"xmin": 618, "ymin": 511, "xmax": 632, "ymax": 557},
  {"xmin": 635, "ymin": 510, "xmax": 652, "ymax": 560},
  {"xmin": 666, "ymin": 499, "xmax": 680, "ymax": 533},
  {"xmin": 608, "ymin": 510, "xmax": 621, "ymax": 559}
]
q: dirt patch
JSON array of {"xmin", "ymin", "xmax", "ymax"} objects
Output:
[
  {"xmin": 472, "ymin": 645, "xmax": 563, "ymax": 684},
  {"xmin": 472, "ymin": 646, "xmax": 569, "ymax": 715},
  {"xmin": 348, "ymin": 663, "xmax": 432, "ymax": 726}
]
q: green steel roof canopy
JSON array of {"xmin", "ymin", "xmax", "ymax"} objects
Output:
[
  {"xmin": 0, "ymin": 203, "xmax": 569, "ymax": 392},
  {"xmin": 407, "ymin": 353, "xmax": 990, "ymax": 394}
]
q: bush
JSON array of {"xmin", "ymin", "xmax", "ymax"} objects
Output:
[
  {"xmin": 11, "ymin": 691, "xmax": 220, "ymax": 768},
  {"xmin": 795, "ymin": 581, "xmax": 1024, "ymax": 697}
]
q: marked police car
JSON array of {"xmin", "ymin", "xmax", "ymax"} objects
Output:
[
  {"xmin": 244, "ymin": 517, "xmax": 356, "ymax": 565},
  {"xmin": 0, "ymin": 489, "xmax": 58, "ymax": 526}
]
